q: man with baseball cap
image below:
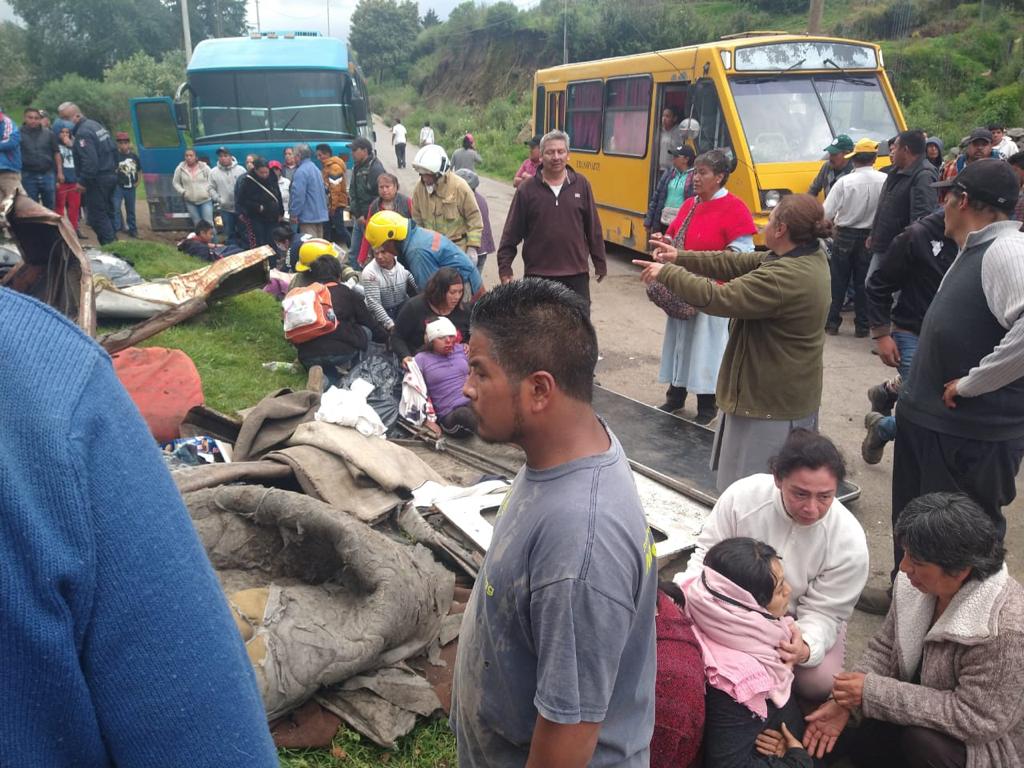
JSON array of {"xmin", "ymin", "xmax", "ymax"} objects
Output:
[
  {"xmin": 822, "ymin": 138, "xmax": 887, "ymax": 337},
  {"xmin": 864, "ymin": 157, "xmax": 1024, "ymax": 615},
  {"xmin": 951, "ymin": 128, "xmax": 997, "ymax": 180},
  {"xmin": 113, "ymin": 131, "xmax": 141, "ymax": 238},
  {"xmin": 809, "ymin": 134, "xmax": 854, "ymax": 198},
  {"xmin": 513, "ymin": 136, "xmax": 542, "ymax": 188}
]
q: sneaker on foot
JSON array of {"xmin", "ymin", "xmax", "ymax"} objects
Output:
[
  {"xmin": 862, "ymin": 411, "xmax": 887, "ymax": 464},
  {"xmin": 657, "ymin": 401, "xmax": 684, "ymax": 413},
  {"xmin": 825, "ymin": 325, "xmax": 839, "ymax": 336},
  {"xmin": 867, "ymin": 383, "xmax": 897, "ymax": 416},
  {"xmin": 856, "ymin": 585, "xmax": 892, "ymax": 615}
]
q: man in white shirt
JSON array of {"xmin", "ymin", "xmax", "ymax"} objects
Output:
[
  {"xmin": 391, "ymin": 118, "xmax": 408, "ymax": 168},
  {"xmin": 990, "ymin": 124, "xmax": 1019, "ymax": 159},
  {"xmin": 676, "ymin": 429, "xmax": 869, "ymax": 701},
  {"xmin": 419, "ymin": 121, "xmax": 434, "ymax": 146},
  {"xmin": 823, "ymin": 138, "xmax": 888, "ymax": 337}
]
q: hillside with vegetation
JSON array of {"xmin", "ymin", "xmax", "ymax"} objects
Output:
[
  {"xmin": 3, "ymin": 0, "xmax": 1019, "ymax": 179},
  {"xmin": 356, "ymin": 0, "xmax": 1024, "ymax": 180}
]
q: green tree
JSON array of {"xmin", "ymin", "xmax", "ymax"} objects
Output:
[
  {"xmin": 35, "ymin": 73, "xmax": 136, "ymax": 130},
  {"xmin": 166, "ymin": 0, "xmax": 250, "ymax": 43},
  {"xmin": 422, "ymin": 8, "xmax": 441, "ymax": 27},
  {"xmin": 0, "ymin": 22, "xmax": 35, "ymax": 107},
  {"xmin": 349, "ymin": 0, "xmax": 420, "ymax": 81},
  {"xmin": 10, "ymin": 0, "xmax": 179, "ymax": 79},
  {"xmin": 103, "ymin": 51, "xmax": 187, "ymax": 97}
]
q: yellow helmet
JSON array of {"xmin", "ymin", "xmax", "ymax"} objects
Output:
[
  {"xmin": 295, "ymin": 238, "xmax": 339, "ymax": 272},
  {"xmin": 364, "ymin": 210, "xmax": 409, "ymax": 249}
]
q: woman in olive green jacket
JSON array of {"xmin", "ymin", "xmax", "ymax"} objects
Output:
[{"xmin": 636, "ymin": 193, "xmax": 831, "ymax": 490}]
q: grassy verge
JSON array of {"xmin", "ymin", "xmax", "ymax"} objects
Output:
[
  {"xmin": 102, "ymin": 240, "xmax": 305, "ymax": 413},
  {"xmin": 279, "ymin": 720, "xmax": 456, "ymax": 768},
  {"xmin": 373, "ymin": 81, "xmax": 532, "ymax": 182}
]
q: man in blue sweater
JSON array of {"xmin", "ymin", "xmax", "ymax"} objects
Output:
[
  {"xmin": 288, "ymin": 142, "xmax": 329, "ymax": 239},
  {"xmin": 0, "ymin": 287, "xmax": 278, "ymax": 766},
  {"xmin": 0, "ymin": 104, "xmax": 22, "ymax": 198}
]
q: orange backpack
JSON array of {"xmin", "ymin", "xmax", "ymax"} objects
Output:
[{"xmin": 282, "ymin": 281, "xmax": 338, "ymax": 344}]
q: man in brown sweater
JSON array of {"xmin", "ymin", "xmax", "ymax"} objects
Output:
[{"xmin": 496, "ymin": 129, "xmax": 607, "ymax": 314}]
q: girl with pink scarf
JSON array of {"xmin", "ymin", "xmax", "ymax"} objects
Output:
[{"xmin": 682, "ymin": 538, "xmax": 815, "ymax": 767}]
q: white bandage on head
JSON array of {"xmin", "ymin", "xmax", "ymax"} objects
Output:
[{"xmin": 425, "ymin": 316, "xmax": 458, "ymax": 344}]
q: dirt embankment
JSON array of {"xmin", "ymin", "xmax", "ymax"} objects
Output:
[{"xmin": 420, "ymin": 29, "xmax": 556, "ymax": 106}]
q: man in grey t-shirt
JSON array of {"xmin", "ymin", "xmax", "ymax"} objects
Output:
[{"xmin": 451, "ymin": 279, "xmax": 657, "ymax": 767}]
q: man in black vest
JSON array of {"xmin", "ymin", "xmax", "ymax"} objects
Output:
[{"xmin": 860, "ymin": 159, "xmax": 1024, "ymax": 615}]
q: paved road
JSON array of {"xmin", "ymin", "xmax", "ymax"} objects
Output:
[{"xmin": 374, "ymin": 116, "xmax": 1024, "ymax": 658}]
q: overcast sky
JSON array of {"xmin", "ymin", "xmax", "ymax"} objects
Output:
[
  {"xmin": 0, "ymin": 1, "xmax": 540, "ymax": 41},
  {"xmin": 248, "ymin": 0, "xmax": 538, "ymax": 42}
]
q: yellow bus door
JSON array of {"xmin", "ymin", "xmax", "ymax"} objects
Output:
[{"xmin": 651, "ymin": 82, "xmax": 691, "ymax": 199}]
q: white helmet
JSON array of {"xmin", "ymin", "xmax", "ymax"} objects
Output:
[{"xmin": 412, "ymin": 144, "xmax": 449, "ymax": 175}]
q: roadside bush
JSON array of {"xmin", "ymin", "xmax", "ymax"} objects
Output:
[
  {"xmin": 104, "ymin": 51, "xmax": 186, "ymax": 99},
  {"xmin": 976, "ymin": 83, "xmax": 1024, "ymax": 127},
  {"xmin": 835, "ymin": 0, "xmax": 919, "ymax": 40},
  {"xmin": 35, "ymin": 74, "xmax": 135, "ymax": 130}
]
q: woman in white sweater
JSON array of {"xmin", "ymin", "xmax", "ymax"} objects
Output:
[{"xmin": 677, "ymin": 428, "xmax": 869, "ymax": 700}]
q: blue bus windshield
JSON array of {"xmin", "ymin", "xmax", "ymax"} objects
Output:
[{"xmin": 188, "ymin": 69, "xmax": 356, "ymax": 143}]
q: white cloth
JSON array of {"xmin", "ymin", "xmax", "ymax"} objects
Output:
[
  {"xmin": 315, "ymin": 380, "xmax": 386, "ymax": 437},
  {"xmin": 419, "ymin": 126, "xmax": 434, "ymax": 145},
  {"xmin": 392, "ymin": 123, "xmax": 408, "ymax": 144},
  {"xmin": 278, "ymin": 176, "xmax": 291, "ymax": 219},
  {"xmin": 676, "ymin": 473, "xmax": 869, "ymax": 667},
  {"xmin": 823, "ymin": 165, "xmax": 887, "ymax": 229},
  {"xmin": 399, "ymin": 359, "xmax": 435, "ymax": 426},
  {"xmin": 425, "ymin": 316, "xmax": 457, "ymax": 343}
]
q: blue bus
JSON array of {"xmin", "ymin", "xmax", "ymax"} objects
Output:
[{"xmin": 130, "ymin": 32, "xmax": 371, "ymax": 231}]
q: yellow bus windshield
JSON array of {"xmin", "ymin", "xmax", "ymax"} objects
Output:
[{"xmin": 730, "ymin": 74, "xmax": 900, "ymax": 163}]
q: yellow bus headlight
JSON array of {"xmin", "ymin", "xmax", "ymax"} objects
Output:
[{"xmin": 761, "ymin": 189, "xmax": 787, "ymax": 209}]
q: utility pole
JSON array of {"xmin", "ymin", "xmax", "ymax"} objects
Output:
[
  {"xmin": 807, "ymin": 0, "xmax": 823, "ymax": 35},
  {"xmin": 562, "ymin": 0, "xmax": 568, "ymax": 65},
  {"xmin": 181, "ymin": 0, "xmax": 193, "ymax": 61},
  {"xmin": 255, "ymin": 0, "xmax": 262, "ymax": 34},
  {"xmin": 327, "ymin": 0, "xmax": 331, "ymax": 36}
]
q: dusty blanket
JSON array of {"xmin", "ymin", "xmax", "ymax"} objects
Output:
[
  {"xmin": 286, "ymin": 421, "xmax": 443, "ymax": 492},
  {"xmin": 233, "ymin": 388, "xmax": 321, "ymax": 461},
  {"xmin": 260, "ymin": 421, "xmax": 445, "ymax": 522},
  {"xmin": 184, "ymin": 485, "xmax": 455, "ymax": 721}
]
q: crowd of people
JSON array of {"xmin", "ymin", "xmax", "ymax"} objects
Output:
[{"xmin": 3, "ymin": 94, "xmax": 1024, "ymax": 768}]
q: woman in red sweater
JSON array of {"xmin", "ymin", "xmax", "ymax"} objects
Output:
[{"xmin": 652, "ymin": 150, "xmax": 756, "ymax": 423}]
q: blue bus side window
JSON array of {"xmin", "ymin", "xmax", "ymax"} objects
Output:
[{"xmin": 136, "ymin": 102, "xmax": 181, "ymax": 149}]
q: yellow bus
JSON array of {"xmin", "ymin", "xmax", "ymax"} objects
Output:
[{"xmin": 531, "ymin": 33, "xmax": 907, "ymax": 250}]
